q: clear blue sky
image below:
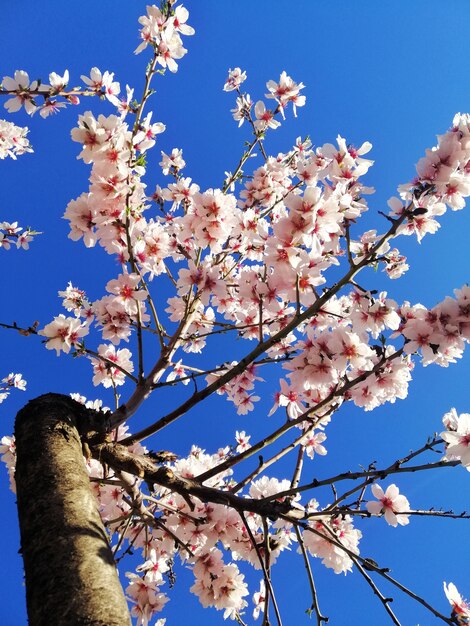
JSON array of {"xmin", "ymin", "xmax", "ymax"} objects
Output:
[{"xmin": 1, "ymin": 1, "xmax": 470, "ymax": 624}]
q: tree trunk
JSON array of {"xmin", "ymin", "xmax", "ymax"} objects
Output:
[{"xmin": 14, "ymin": 393, "xmax": 131, "ymax": 626}]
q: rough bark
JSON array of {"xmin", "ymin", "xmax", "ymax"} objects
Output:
[{"xmin": 14, "ymin": 393, "xmax": 131, "ymax": 626}]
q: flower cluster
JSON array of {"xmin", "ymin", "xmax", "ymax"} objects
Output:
[
  {"xmin": 400, "ymin": 285, "xmax": 470, "ymax": 367},
  {"xmin": 303, "ymin": 511, "xmax": 362, "ymax": 574},
  {"xmin": 0, "ymin": 221, "xmax": 37, "ymax": 250},
  {"xmin": 80, "ymin": 67, "xmax": 120, "ymax": 104},
  {"xmin": 266, "ymin": 71, "xmax": 306, "ymax": 118},
  {"xmin": 135, "ymin": 4, "xmax": 194, "ymax": 70},
  {"xmin": 226, "ymin": 68, "xmax": 305, "ymax": 133},
  {"xmin": 178, "ymin": 188, "xmax": 240, "ymax": 254},
  {"xmin": 91, "ymin": 344, "xmax": 134, "ymax": 388},
  {"xmin": 390, "ymin": 113, "xmax": 470, "ymax": 241},
  {"xmin": 0, "ymin": 119, "xmax": 32, "ymax": 159},
  {"xmin": 206, "ymin": 363, "xmax": 262, "ymax": 415},
  {"xmin": 58, "ymin": 282, "xmax": 93, "ymax": 320},
  {"xmin": 0, "ymin": 373, "xmax": 26, "ymax": 406},
  {"xmin": 0, "ymin": 67, "xmax": 124, "ymax": 118},
  {"xmin": 1, "ymin": 69, "xmax": 78, "ymax": 118}
]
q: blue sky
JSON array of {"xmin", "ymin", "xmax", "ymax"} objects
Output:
[{"xmin": 1, "ymin": 1, "xmax": 470, "ymax": 624}]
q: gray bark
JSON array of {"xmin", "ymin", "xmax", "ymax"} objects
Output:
[{"xmin": 14, "ymin": 393, "xmax": 131, "ymax": 626}]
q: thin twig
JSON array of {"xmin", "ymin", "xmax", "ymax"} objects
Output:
[{"xmin": 294, "ymin": 525, "xmax": 328, "ymax": 625}]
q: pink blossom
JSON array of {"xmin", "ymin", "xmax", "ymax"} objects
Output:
[
  {"xmin": 235, "ymin": 431, "xmax": 251, "ymax": 453},
  {"xmin": 441, "ymin": 410, "xmax": 470, "ymax": 468},
  {"xmin": 231, "ymin": 93, "xmax": 253, "ymax": 127},
  {"xmin": 266, "ymin": 71, "xmax": 306, "ymax": 118},
  {"xmin": 81, "ymin": 67, "xmax": 120, "ymax": 102},
  {"xmin": 106, "ymin": 273, "xmax": 147, "ymax": 316},
  {"xmin": 0, "ymin": 435, "xmax": 16, "ymax": 491},
  {"xmin": 254, "ymin": 101, "xmax": 280, "ymax": 132},
  {"xmin": 58, "ymin": 282, "xmax": 92, "ymax": 319},
  {"xmin": 2, "ymin": 70, "xmax": 37, "ymax": 114},
  {"xmin": 136, "ymin": 548, "xmax": 169, "ymax": 584},
  {"xmin": 269, "ymin": 378, "xmax": 304, "ymax": 419},
  {"xmin": 160, "ymin": 148, "xmax": 185, "ymax": 175},
  {"xmin": 90, "ymin": 344, "xmax": 134, "ymax": 387},
  {"xmin": 252, "ymin": 580, "xmax": 265, "ymax": 620},
  {"xmin": 303, "ymin": 515, "xmax": 362, "ymax": 574},
  {"xmin": 223, "ymin": 67, "xmax": 247, "ymax": 92},
  {"xmin": 39, "ymin": 315, "xmax": 89, "ymax": 355},
  {"xmin": 166, "ymin": 360, "xmax": 190, "ymax": 385},
  {"xmin": 443, "ymin": 582, "xmax": 470, "ymax": 622},
  {"xmin": 366, "ymin": 483, "xmax": 410, "ymax": 527},
  {"xmin": 0, "ymin": 119, "xmax": 33, "ymax": 159},
  {"xmin": 302, "ymin": 431, "xmax": 327, "ymax": 459},
  {"xmin": 2, "ymin": 372, "xmax": 26, "ymax": 391},
  {"xmin": 134, "ymin": 113, "xmax": 165, "ymax": 152},
  {"xmin": 173, "ymin": 6, "xmax": 194, "ymax": 36}
]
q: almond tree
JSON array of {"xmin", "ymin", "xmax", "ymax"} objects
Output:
[{"xmin": 1, "ymin": 3, "xmax": 470, "ymax": 625}]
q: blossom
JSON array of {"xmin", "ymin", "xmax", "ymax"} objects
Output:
[
  {"xmin": 39, "ymin": 315, "xmax": 89, "ymax": 355},
  {"xmin": 302, "ymin": 431, "xmax": 327, "ymax": 459},
  {"xmin": 253, "ymin": 101, "xmax": 280, "ymax": 132},
  {"xmin": 235, "ymin": 431, "xmax": 251, "ymax": 453},
  {"xmin": 0, "ymin": 435, "xmax": 16, "ymax": 491},
  {"xmin": 134, "ymin": 112, "xmax": 165, "ymax": 152},
  {"xmin": 63, "ymin": 193, "xmax": 98, "ymax": 247},
  {"xmin": 47, "ymin": 70, "xmax": 69, "ymax": 92},
  {"xmin": 166, "ymin": 359, "xmax": 190, "ymax": 385},
  {"xmin": 81, "ymin": 67, "xmax": 120, "ymax": 101},
  {"xmin": 108, "ymin": 84, "xmax": 134, "ymax": 118},
  {"xmin": 160, "ymin": 148, "xmax": 185, "ymax": 175},
  {"xmin": 266, "ymin": 71, "xmax": 306, "ymax": 117},
  {"xmin": 441, "ymin": 409, "xmax": 470, "ymax": 468},
  {"xmin": 58, "ymin": 282, "xmax": 92, "ymax": 319},
  {"xmin": 249, "ymin": 476, "xmax": 291, "ymax": 500},
  {"xmin": 179, "ymin": 188, "xmax": 239, "ymax": 253},
  {"xmin": 2, "ymin": 70, "xmax": 37, "ymax": 114},
  {"xmin": 155, "ymin": 29, "xmax": 188, "ymax": 73},
  {"xmin": 70, "ymin": 112, "xmax": 109, "ymax": 163},
  {"xmin": 16, "ymin": 230, "xmax": 35, "ymax": 249},
  {"xmin": 93, "ymin": 295, "xmax": 133, "ymax": 344},
  {"xmin": 70, "ymin": 393, "xmax": 111, "ymax": 413},
  {"xmin": 105, "ymin": 273, "xmax": 147, "ymax": 316},
  {"xmin": 38, "ymin": 100, "xmax": 67, "ymax": 118},
  {"xmin": 0, "ymin": 119, "xmax": 33, "ymax": 159},
  {"xmin": 0, "ymin": 371, "xmax": 26, "ymax": 409},
  {"xmin": 269, "ymin": 378, "xmax": 304, "ymax": 419},
  {"xmin": 223, "ymin": 67, "xmax": 247, "ymax": 92},
  {"xmin": 252, "ymin": 580, "xmax": 265, "ymax": 620},
  {"xmin": 231, "ymin": 94, "xmax": 253, "ymax": 127},
  {"xmin": 443, "ymin": 582, "xmax": 470, "ymax": 622},
  {"xmin": 0, "ymin": 221, "xmax": 37, "ymax": 251},
  {"xmin": 136, "ymin": 549, "xmax": 169, "ymax": 584},
  {"xmin": 160, "ymin": 176, "xmax": 199, "ymax": 210},
  {"xmin": 90, "ymin": 344, "xmax": 134, "ymax": 387},
  {"xmin": 173, "ymin": 6, "xmax": 195, "ymax": 36},
  {"xmin": 303, "ymin": 515, "xmax": 362, "ymax": 574},
  {"xmin": 190, "ymin": 561, "xmax": 249, "ymax": 617},
  {"xmin": 126, "ymin": 573, "xmax": 169, "ymax": 625},
  {"xmin": 366, "ymin": 484, "xmax": 410, "ymax": 527},
  {"xmin": 135, "ymin": 3, "xmax": 193, "ymax": 65},
  {"xmin": 1, "ymin": 373, "xmax": 26, "ymax": 391}
]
